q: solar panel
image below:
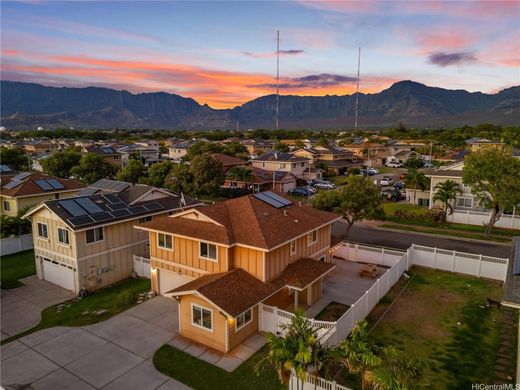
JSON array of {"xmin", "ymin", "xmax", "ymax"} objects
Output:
[
  {"xmin": 68, "ymin": 215, "xmax": 94, "ymax": 227},
  {"xmin": 107, "ymin": 202, "xmax": 127, "ymax": 210},
  {"xmin": 91, "ymin": 212, "xmax": 113, "ymax": 222},
  {"xmin": 514, "ymin": 240, "xmax": 520, "ymax": 275},
  {"xmin": 0, "ymin": 165, "xmax": 14, "ymax": 173},
  {"xmin": 127, "ymin": 205, "xmax": 147, "ymax": 214},
  {"xmin": 12, "ymin": 172, "xmax": 30, "ymax": 181},
  {"xmin": 262, "ymin": 191, "xmax": 293, "ymax": 206},
  {"xmin": 103, "ymin": 194, "xmax": 121, "ymax": 204},
  {"xmin": 253, "ymin": 192, "xmax": 285, "ymax": 208},
  {"xmin": 34, "ymin": 179, "xmax": 54, "ymax": 191},
  {"xmin": 59, "ymin": 199, "xmax": 88, "ymax": 217},
  {"xmin": 76, "ymin": 187, "xmax": 99, "ymax": 197},
  {"xmin": 110, "ymin": 209, "xmax": 132, "ymax": 218},
  {"xmin": 75, "ymin": 197, "xmax": 103, "ymax": 214},
  {"xmin": 46, "ymin": 179, "xmax": 65, "ymax": 190},
  {"xmin": 3, "ymin": 180, "xmax": 23, "ymax": 189},
  {"xmin": 144, "ymin": 202, "xmax": 163, "ymax": 211}
]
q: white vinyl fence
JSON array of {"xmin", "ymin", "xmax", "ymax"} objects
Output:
[
  {"xmin": 289, "ymin": 372, "xmax": 352, "ymax": 390},
  {"xmin": 133, "ymin": 255, "xmax": 151, "ymax": 278},
  {"xmin": 449, "ymin": 209, "xmax": 519, "ymax": 230},
  {"xmin": 0, "ymin": 233, "xmax": 33, "ymax": 256}
]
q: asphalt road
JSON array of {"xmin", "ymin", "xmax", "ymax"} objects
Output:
[{"xmin": 332, "ymin": 221, "xmax": 512, "ymax": 259}]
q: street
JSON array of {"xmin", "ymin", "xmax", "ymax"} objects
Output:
[{"xmin": 332, "ymin": 221, "xmax": 512, "ymax": 258}]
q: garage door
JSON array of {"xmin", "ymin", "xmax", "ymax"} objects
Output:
[
  {"xmin": 42, "ymin": 258, "xmax": 75, "ymax": 291},
  {"xmin": 158, "ymin": 269, "xmax": 194, "ymax": 295}
]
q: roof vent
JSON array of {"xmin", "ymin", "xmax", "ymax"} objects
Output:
[
  {"xmin": 294, "ymin": 219, "xmax": 299, "ymax": 223},
  {"xmin": 263, "ymin": 212, "xmax": 270, "ymax": 217},
  {"xmin": 298, "ymin": 201, "xmax": 302, "ymax": 207},
  {"xmin": 283, "ymin": 210, "xmax": 287, "ymax": 216}
]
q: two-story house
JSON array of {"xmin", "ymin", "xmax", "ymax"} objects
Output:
[
  {"xmin": 250, "ymin": 152, "xmax": 311, "ymax": 179},
  {"xmin": 242, "ymin": 139, "xmax": 275, "ymax": 157},
  {"xmin": 23, "ymin": 183, "xmax": 202, "ymax": 293},
  {"xmin": 1, "ymin": 172, "xmax": 85, "ymax": 217},
  {"xmin": 294, "ymin": 146, "xmax": 354, "ymax": 175},
  {"xmin": 81, "ymin": 145, "xmax": 123, "ymax": 168},
  {"xmin": 135, "ymin": 192, "xmax": 340, "ymax": 352},
  {"xmin": 168, "ymin": 141, "xmax": 195, "ymax": 162}
]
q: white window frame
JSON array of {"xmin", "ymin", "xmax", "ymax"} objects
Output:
[
  {"xmin": 37, "ymin": 222, "xmax": 48, "ymax": 239},
  {"xmin": 235, "ymin": 308, "xmax": 253, "ymax": 331},
  {"xmin": 191, "ymin": 303, "xmax": 213, "ymax": 332},
  {"xmin": 456, "ymin": 197, "xmax": 473, "ymax": 208},
  {"xmin": 200, "ymin": 241, "xmax": 218, "ymax": 262},
  {"xmin": 85, "ymin": 227, "xmax": 104, "ymax": 245},
  {"xmin": 157, "ymin": 233, "xmax": 173, "ymax": 251},
  {"xmin": 57, "ymin": 227, "xmax": 70, "ymax": 245},
  {"xmin": 307, "ymin": 229, "xmax": 318, "ymax": 246},
  {"xmin": 290, "ymin": 239, "xmax": 297, "ymax": 256},
  {"xmin": 3, "ymin": 200, "xmax": 10, "ymax": 211}
]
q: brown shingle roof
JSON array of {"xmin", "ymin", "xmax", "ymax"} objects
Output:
[
  {"xmin": 0, "ymin": 173, "xmax": 85, "ymax": 197},
  {"xmin": 140, "ymin": 193, "xmax": 340, "ymax": 249},
  {"xmin": 211, "ymin": 153, "xmax": 247, "ymax": 167},
  {"xmin": 170, "ymin": 258, "xmax": 335, "ymax": 316}
]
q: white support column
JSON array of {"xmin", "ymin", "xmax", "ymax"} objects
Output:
[
  {"xmin": 477, "ymin": 254, "xmax": 483, "ymax": 277},
  {"xmin": 294, "ymin": 290, "xmax": 299, "ymax": 309}
]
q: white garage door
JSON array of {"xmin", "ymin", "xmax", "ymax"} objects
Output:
[
  {"xmin": 158, "ymin": 269, "xmax": 194, "ymax": 295},
  {"xmin": 42, "ymin": 258, "xmax": 75, "ymax": 291}
]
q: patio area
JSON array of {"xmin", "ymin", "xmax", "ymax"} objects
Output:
[
  {"xmin": 306, "ymin": 258, "xmax": 389, "ymax": 318},
  {"xmin": 167, "ymin": 332, "xmax": 266, "ymax": 372}
]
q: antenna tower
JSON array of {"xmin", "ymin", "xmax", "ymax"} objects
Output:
[
  {"xmin": 275, "ymin": 30, "xmax": 280, "ymax": 129},
  {"xmin": 354, "ymin": 46, "xmax": 361, "ymax": 130}
]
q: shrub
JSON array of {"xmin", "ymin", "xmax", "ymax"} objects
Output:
[{"xmin": 115, "ymin": 290, "xmax": 134, "ymax": 308}]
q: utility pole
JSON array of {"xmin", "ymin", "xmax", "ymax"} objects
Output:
[
  {"xmin": 354, "ymin": 46, "xmax": 361, "ymax": 131},
  {"xmin": 275, "ymin": 29, "xmax": 280, "ymax": 129}
]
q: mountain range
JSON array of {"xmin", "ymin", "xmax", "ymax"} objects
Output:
[{"xmin": 1, "ymin": 80, "xmax": 519, "ymax": 130}]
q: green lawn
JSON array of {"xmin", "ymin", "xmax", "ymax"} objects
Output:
[
  {"xmin": 343, "ymin": 267, "xmax": 505, "ymax": 389},
  {"xmin": 154, "ymin": 345, "xmax": 285, "ymax": 390},
  {"xmin": 382, "ymin": 202, "xmax": 432, "ymax": 217},
  {"xmin": 2, "ymin": 277, "xmax": 151, "ymax": 344},
  {"xmin": 1, "ymin": 249, "xmax": 36, "ymax": 289}
]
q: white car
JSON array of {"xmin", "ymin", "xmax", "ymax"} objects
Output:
[
  {"xmin": 380, "ymin": 178, "xmax": 392, "ymax": 186},
  {"xmin": 313, "ymin": 181, "xmax": 336, "ymax": 189},
  {"xmin": 367, "ymin": 168, "xmax": 379, "ymax": 175},
  {"xmin": 385, "ymin": 161, "xmax": 402, "ymax": 168}
]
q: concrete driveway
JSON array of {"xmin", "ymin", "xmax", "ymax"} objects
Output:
[
  {"xmin": 1, "ymin": 296, "xmax": 191, "ymax": 390},
  {"xmin": 1, "ymin": 276, "xmax": 75, "ymax": 339}
]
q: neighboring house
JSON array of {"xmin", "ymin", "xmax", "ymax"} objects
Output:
[
  {"xmin": 135, "ymin": 192, "xmax": 340, "ymax": 352},
  {"xmin": 0, "ymin": 172, "xmax": 85, "ymax": 217},
  {"xmin": 81, "ymin": 145, "xmax": 123, "ymax": 168},
  {"xmin": 168, "ymin": 141, "xmax": 194, "ymax": 161},
  {"xmin": 211, "ymin": 153, "xmax": 249, "ymax": 174},
  {"xmin": 302, "ymin": 167, "xmax": 324, "ymax": 182},
  {"xmin": 118, "ymin": 144, "xmax": 160, "ymax": 167},
  {"xmin": 24, "ymin": 141, "xmax": 59, "ymax": 155},
  {"xmin": 342, "ymin": 142, "xmax": 389, "ymax": 159},
  {"xmin": 388, "ymin": 150, "xmax": 421, "ymax": 164},
  {"xmin": 223, "ymin": 167, "xmax": 298, "ymax": 193},
  {"xmin": 242, "ymin": 139, "xmax": 275, "ymax": 157},
  {"xmin": 250, "ymin": 151, "xmax": 311, "ymax": 179},
  {"xmin": 24, "ymin": 183, "xmax": 203, "ymax": 293},
  {"xmin": 425, "ymin": 161, "xmax": 468, "ymax": 209},
  {"xmin": 294, "ymin": 146, "xmax": 354, "ymax": 175},
  {"xmin": 466, "ymin": 138, "xmax": 505, "ymax": 152}
]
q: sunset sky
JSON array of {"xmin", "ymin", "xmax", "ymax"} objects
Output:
[{"xmin": 1, "ymin": 0, "xmax": 519, "ymax": 108}]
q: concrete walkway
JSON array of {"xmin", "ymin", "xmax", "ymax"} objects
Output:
[
  {"xmin": 1, "ymin": 296, "xmax": 191, "ymax": 390},
  {"xmin": 1, "ymin": 276, "xmax": 75, "ymax": 339}
]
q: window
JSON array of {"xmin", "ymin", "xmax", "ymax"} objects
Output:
[
  {"xmin": 290, "ymin": 240, "xmax": 297, "ymax": 256},
  {"xmin": 280, "ymin": 163, "xmax": 286, "ymax": 169},
  {"xmin": 138, "ymin": 216, "xmax": 152, "ymax": 223},
  {"xmin": 157, "ymin": 233, "xmax": 173, "ymax": 250},
  {"xmin": 307, "ymin": 230, "xmax": 318, "ymax": 245},
  {"xmin": 86, "ymin": 227, "xmax": 103, "ymax": 244},
  {"xmin": 200, "ymin": 241, "xmax": 217, "ymax": 261},
  {"xmin": 57, "ymin": 228, "xmax": 69, "ymax": 245},
  {"xmin": 262, "ymin": 162, "xmax": 266, "ymax": 168},
  {"xmin": 192, "ymin": 305, "xmax": 212, "ymax": 331},
  {"xmin": 37, "ymin": 223, "xmax": 48, "ymax": 239},
  {"xmin": 301, "ymin": 162, "xmax": 305, "ymax": 167},
  {"xmin": 236, "ymin": 309, "xmax": 253, "ymax": 331},
  {"xmin": 456, "ymin": 197, "xmax": 473, "ymax": 208},
  {"xmin": 292, "ymin": 163, "xmax": 296, "ymax": 168},
  {"xmin": 3, "ymin": 200, "xmax": 10, "ymax": 211}
]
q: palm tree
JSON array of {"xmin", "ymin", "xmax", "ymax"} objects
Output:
[
  {"xmin": 371, "ymin": 346, "xmax": 427, "ymax": 390},
  {"xmin": 432, "ymin": 180, "xmax": 461, "ymax": 221},
  {"xmin": 338, "ymin": 321, "xmax": 381, "ymax": 390},
  {"xmin": 404, "ymin": 169, "xmax": 428, "ymax": 205},
  {"xmin": 226, "ymin": 166, "xmax": 252, "ymax": 190}
]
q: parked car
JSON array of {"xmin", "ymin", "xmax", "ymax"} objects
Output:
[
  {"xmin": 394, "ymin": 181, "xmax": 404, "ymax": 190},
  {"xmin": 367, "ymin": 168, "xmax": 379, "ymax": 175},
  {"xmin": 313, "ymin": 180, "xmax": 336, "ymax": 189},
  {"xmin": 359, "ymin": 169, "xmax": 375, "ymax": 176},
  {"xmin": 291, "ymin": 187, "xmax": 311, "ymax": 196},
  {"xmin": 380, "ymin": 177, "xmax": 394, "ymax": 186},
  {"xmin": 385, "ymin": 161, "xmax": 402, "ymax": 168},
  {"xmin": 301, "ymin": 185, "xmax": 317, "ymax": 194},
  {"xmin": 423, "ymin": 162, "xmax": 434, "ymax": 168}
]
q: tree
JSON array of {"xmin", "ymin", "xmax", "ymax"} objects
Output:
[
  {"xmin": 294, "ymin": 140, "xmax": 305, "ymax": 149},
  {"xmin": 142, "ymin": 161, "xmax": 174, "ymax": 187},
  {"xmin": 185, "ymin": 141, "xmax": 224, "ymax": 161},
  {"xmin": 463, "ymin": 148, "xmax": 520, "ymax": 236},
  {"xmin": 70, "ymin": 154, "xmax": 117, "ymax": 184},
  {"xmin": 432, "ymin": 180, "xmax": 461, "ymax": 221},
  {"xmin": 0, "ymin": 147, "xmax": 28, "ymax": 171},
  {"xmin": 41, "ymin": 150, "xmax": 81, "ymax": 178},
  {"xmin": 188, "ymin": 154, "xmax": 224, "ymax": 196},
  {"xmin": 371, "ymin": 347, "xmax": 427, "ymax": 390},
  {"xmin": 404, "ymin": 156, "xmax": 424, "ymax": 169},
  {"xmin": 226, "ymin": 166, "xmax": 252, "ymax": 189},
  {"xmin": 116, "ymin": 160, "xmax": 145, "ymax": 184},
  {"xmin": 223, "ymin": 142, "xmax": 248, "ymax": 159},
  {"xmin": 274, "ymin": 142, "xmax": 290, "ymax": 153},
  {"xmin": 338, "ymin": 321, "xmax": 381, "ymax": 390},
  {"xmin": 404, "ymin": 169, "xmax": 428, "ymax": 205},
  {"xmin": 164, "ymin": 162, "xmax": 195, "ymax": 195},
  {"xmin": 312, "ymin": 176, "xmax": 383, "ymax": 237}
]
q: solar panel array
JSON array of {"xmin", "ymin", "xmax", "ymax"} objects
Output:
[
  {"xmin": 75, "ymin": 187, "xmax": 99, "ymax": 197},
  {"xmin": 34, "ymin": 179, "xmax": 65, "ymax": 191},
  {"xmin": 90, "ymin": 179, "xmax": 130, "ymax": 193},
  {"xmin": 12, "ymin": 172, "xmax": 31, "ymax": 181},
  {"xmin": 253, "ymin": 191, "xmax": 293, "ymax": 209},
  {"xmin": 0, "ymin": 165, "xmax": 14, "ymax": 173},
  {"xmin": 3, "ymin": 180, "xmax": 23, "ymax": 189}
]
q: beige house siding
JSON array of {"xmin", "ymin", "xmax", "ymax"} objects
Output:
[
  {"xmin": 1, "ymin": 190, "xmax": 80, "ymax": 217},
  {"xmin": 265, "ymin": 224, "xmax": 331, "ymax": 281},
  {"xmin": 228, "ymin": 305, "xmax": 259, "ymax": 350},
  {"xmin": 231, "ymin": 246, "xmax": 264, "ymax": 281}
]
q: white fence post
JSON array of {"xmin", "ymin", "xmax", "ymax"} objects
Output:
[
  {"xmin": 477, "ymin": 254, "xmax": 482, "ymax": 277},
  {"xmin": 451, "ymin": 251, "xmax": 456, "ymax": 272},
  {"xmin": 433, "ymin": 247, "xmax": 438, "ymax": 269}
]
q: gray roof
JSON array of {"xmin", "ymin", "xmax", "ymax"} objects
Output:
[{"xmin": 255, "ymin": 151, "xmax": 309, "ymax": 163}]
